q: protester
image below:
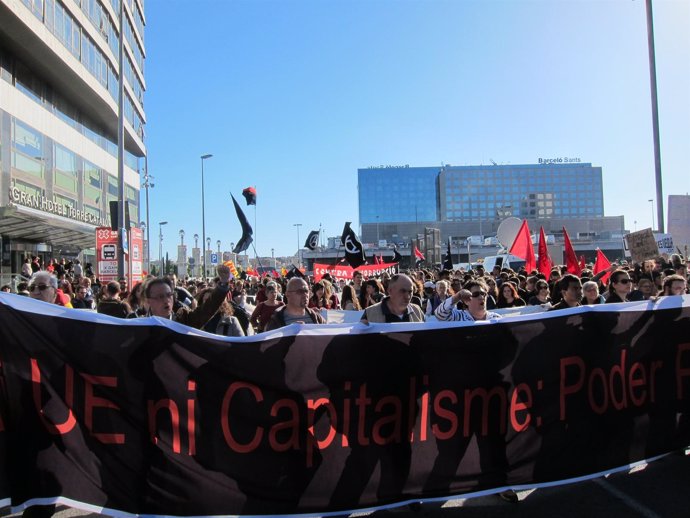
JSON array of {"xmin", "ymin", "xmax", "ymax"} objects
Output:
[
  {"xmin": 72, "ymin": 285, "xmax": 95, "ymax": 309},
  {"xmin": 361, "ymin": 273, "xmax": 425, "ymax": 323},
  {"xmin": 196, "ymin": 288, "xmax": 245, "ymax": 337},
  {"xmin": 340, "ymin": 284, "xmax": 362, "ymax": 311},
  {"xmin": 426, "ymin": 280, "xmax": 450, "ymax": 317},
  {"xmin": 496, "ymin": 282, "xmax": 526, "ymax": 309},
  {"xmin": 549, "ymin": 274, "xmax": 582, "ymax": 311},
  {"xmin": 528, "ymin": 279, "xmax": 552, "ymax": 306},
  {"xmin": 265, "ymin": 277, "xmax": 326, "ymax": 330},
  {"xmin": 581, "ymin": 281, "xmax": 605, "ymax": 305},
  {"xmin": 97, "ymin": 281, "xmax": 132, "ymax": 318},
  {"xmin": 143, "ymin": 264, "xmax": 232, "ymax": 328},
  {"xmin": 362, "ymin": 278, "xmax": 385, "ymax": 308},
  {"xmin": 1, "ymin": 285, "xmax": 10, "ymax": 293},
  {"xmin": 27, "ymin": 272, "xmax": 69, "ymax": 308},
  {"xmin": 250, "ymin": 281, "xmax": 285, "ymax": 332},
  {"xmin": 606, "ymin": 269, "xmax": 633, "ymax": 304},
  {"xmin": 629, "ymin": 277, "xmax": 657, "ymax": 301},
  {"xmin": 434, "ymin": 279, "xmax": 501, "ymax": 322},
  {"xmin": 662, "ymin": 274, "xmax": 687, "ymax": 296}
]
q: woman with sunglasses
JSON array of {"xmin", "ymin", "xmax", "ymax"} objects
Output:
[{"xmin": 606, "ymin": 269, "xmax": 633, "ymax": 303}]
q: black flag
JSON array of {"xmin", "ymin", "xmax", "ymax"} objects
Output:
[
  {"xmin": 443, "ymin": 237, "xmax": 453, "ymax": 270},
  {"xmin": 286, "ymin": 265, "xmax": 305, "ymax": 279},
  {"xmin": 340, "ymin": 222, "xmax": 366, "ymax": 268},
  {"xmin": 231, "ymin": 194, "xmax": 253, "ymax": 253},
  {"xmin": 393, "ymin": 245, "xmax": 403, "ymax": 264},
  {"xmin": 304, "ymin": 230, "xmax": 320, "ymax": 251}
]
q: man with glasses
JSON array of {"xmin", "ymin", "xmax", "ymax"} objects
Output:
[
  {"xmin": 143, "ymin": 264, "xmax": 232, "ymax": 329},
  {"xmin": 361, "ymin": 273, "xmax": 425, "ymax": 324},
  {"xmin": 72, "ymin": 285, "xmax": 95, "ymax": 309},
  {"xmin": 265, "ymin": 278, "xmax": 325, "ymax": 330},
  {"xmin": 434, "ymin": 279, "xmax": 501, "ymax": 322},
  {"xmin": 27, "ymin": 272, "xmax": 72, "ymax": 308},
  {"xmin": 549, "ymin": 274, "xmax": 583, "ymax": 311}
]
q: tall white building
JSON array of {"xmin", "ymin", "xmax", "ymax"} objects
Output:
[
  {"xmin": 0, "ymin": 0, "xmax": 145, "ymax": 274},
  {"xmin": 668, "ymin": 195, "xmax": 690, "ymax": 253}
]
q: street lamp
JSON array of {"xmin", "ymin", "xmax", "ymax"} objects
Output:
[
  {"xmin": 648, "ymin": 199, "xmax": 655, "ymax": 231},
  {"xmin": 141, "ymin": 159, "xmax": 153, "ymax": 274},
  {"xmin": 217, "ymin": 239, "xmax": 221, "ymax": 254},
  {"xmin": 271, "ymin": 248, "xmax": 275, "ymax": 269},
  {"xmin": 158, "ymin": 221, "xmax": 168, "ymax": 276},
  {"xmin": 179, "ymin": 229, "xmax": 185, "ymax": 245},
  {"xmin": 376, "ymin": 216, "xmax": 380, "ymax": 244},
  {"xmin": 293, "ymin": 223, "xmax": 302, "ymax": 266},
  {"xmin": 200, "ymin": 154, "xmax": 213, "ymax": 282},
  {"xmin": 206, "ymin": 237, "xmax": 211, "ymax": 278}
]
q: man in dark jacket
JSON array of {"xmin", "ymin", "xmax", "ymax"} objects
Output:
[{"xmin": 265, "ymin": 278, "xmax": 325, "ymax": 330}]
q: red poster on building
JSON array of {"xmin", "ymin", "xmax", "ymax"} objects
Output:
[
  {"xmin": 129, "ymin": 227, "xmax": 144, "ymax": 284},
  {"xmin": 95, "ymin": 227, "xmax": 119, "ymax": 283}
]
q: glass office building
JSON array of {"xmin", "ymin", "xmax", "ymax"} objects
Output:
[
  {"xmin": 0, "ymin": 0, "xmax": 145, "ymax": 273},
  {"xmin": 358, "ymin": 162, "xmax": 620, "ymax": 246},
  {"xmin": 440, "ymin": 163, "xmax": 604, "ymax": 221},
  {"xmin": 358, "ymin": 166, "xmax": 440, "ymax": 224}
]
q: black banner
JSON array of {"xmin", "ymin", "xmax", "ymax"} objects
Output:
[{"xmin": 1, "ymin": 294, "xmax": 690, "ymax": 515}]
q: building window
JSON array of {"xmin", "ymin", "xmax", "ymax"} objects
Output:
[
  {"xmin": 54, "ymin": 144, "xmax": 77, "ymax": 192},
  {"xmin": 11, "ymin": 119, "xmax": 44, "ymax": 178},
  {"xmin": 84, "ymin": 161, "xmax": 102, "ymax": 204}
]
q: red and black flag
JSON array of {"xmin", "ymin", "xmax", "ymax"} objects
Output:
[
  {"xmin": 231, "ymin": 194, "xmax": 253, "ymax": 253},
  {"xmin": 340, "ymin": 222, "xmax": 366, "ymax": 268},
  {"xmin": 242, "ymin": 186, "xmax": 257, "ymax": 206}
]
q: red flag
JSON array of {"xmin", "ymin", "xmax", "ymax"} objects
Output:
[
  {"xmin": 593, "ymin": 248, "xmax": 612, "ymax": 286},
  {"xmin": 562, "ymin": 227, "xmax": 580, "ymax": 275},
  {"xmin": 509, "ymin": 220, "xmax": 536, "ymax": 273},
  {"xmin": 579, "ymin": 255, "xmax": 586, "ymax": 271},
  {"xmin": 414, "ymin": 246, "xmax": 425, "ymax": 261},
  {"xmin": 537, "ymin": 226, "xmax": 553, "ymax": 278}
]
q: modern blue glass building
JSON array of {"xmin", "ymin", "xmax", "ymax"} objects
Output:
[
  {"xmin": 358, "ymin": 162, "xmax": 620, "ymax": 248},
  {"xmin": 358, "ymin": 166, "xmax": 440, "ymax": 224},
  {"xmin": 440, "ymin": 163, "xmax": 604, "ymax": 221}
]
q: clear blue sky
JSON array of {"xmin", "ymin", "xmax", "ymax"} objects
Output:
[{"xmin": 144, "ymin": 0, "xmax": 689, "ymax": 261}]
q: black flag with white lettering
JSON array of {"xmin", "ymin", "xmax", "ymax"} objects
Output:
[
  {"xmin": 340, "ymin": 222, "xmax": 366, "ymax": 268},
  {"xmin": 305, "ymin": 230, "xmax": 320, "ymax": 251}
]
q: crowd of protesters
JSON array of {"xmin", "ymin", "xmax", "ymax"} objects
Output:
[{"xmin": 2, "ymin": 252, "xmax": 689, "ymax": 338}]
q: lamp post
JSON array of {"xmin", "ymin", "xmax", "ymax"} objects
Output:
[
  {"xmin": 648, "ymin": 199, "xmax": 655, "ymax": 231},
  {"xmin": 271, "ymin": 248, "xmax": 275, "ymax": 269},
  {"xmin": 217, "ymin": 240, "xmax": 221, "ymax": 254},
  {"xmin": 141, "ymin": 160, "xmax": 153, "ymax": 273},
  {"xmin": 206, "ymin": 237, "xmax": 211, "ymax": 278},
  {"xmin": 193, "ymin": 233, "xmax": 199, "ymax": 278},
  {"xmin": 158, "ymin": 221, "xmax": 168, "ymax": 276},
  {"xmin": 179, "ymin": 229, "xmax": 185, "ymax": 246},
  {"xmin": 293, "ymin": 223, "xmax": 302, "ymax": 266},
  {"xmin": 200, "ymin": 154, "xmax": 213, "ymax": 281}
]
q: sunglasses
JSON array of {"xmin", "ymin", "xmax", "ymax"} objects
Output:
[
  {"xmin": 29, "ymin": 284, "xmax": 52, "ymax": 292},
  {"xmin": 470, "ymin": 290, "xmax": 487, "ymax": 298},
  {"xmin": 616, "ymin": 278, "xmax": 631, "ymax": 284}
]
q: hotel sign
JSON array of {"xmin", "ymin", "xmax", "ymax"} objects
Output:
[
  {"xmin": 9, "ymin": 186, "xmax": 108, "ymax": 226},
  {"xmin": 538, "ymin": 157, "xmax": 582, "ymax": 164}
]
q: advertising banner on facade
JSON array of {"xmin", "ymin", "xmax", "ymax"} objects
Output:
[{"xmin": 1, "ymin": 294, "xmax": 689, "ymax": 516}]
